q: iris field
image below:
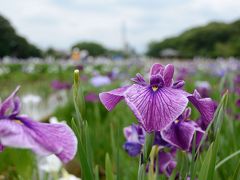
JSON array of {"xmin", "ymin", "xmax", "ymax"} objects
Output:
[{"xmin": 0, "ymin": 58, "xmax": 240, "ymax": 180}]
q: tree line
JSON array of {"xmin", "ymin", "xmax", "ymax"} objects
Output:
[
  {"xmin": 146, "ymin": 20, "xmax": 240, "ymax": 58},
  {"xmin": 1, "ymin": 13, "xmax": 240, "ymax": 59}
]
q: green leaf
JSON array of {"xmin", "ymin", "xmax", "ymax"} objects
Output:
[
  {"xmin": 71, "ymin": 119, "xmax": 94, "ymax": 180},
  {"xmin": 177, "ymin": 151, "xmax": 189, "ymax": 178},
  {"xmin": 199, "ymin": 134, "xmax": 219, "ymax": 180},
  {"xmin": 147, "ymin": 146, "xmax": 158, "ymax": 180},
  {"xmin": 232, "ymin": 159, "xmax": 240, "ymax": 180},
  {"xmin": 105, "ymin": 153, "xmax": 114, "ymax": 180},
  {"xmin": 94, "ymin": 165, "xmax": 100, "ymax": 180},
  {"xmin": 71, "ymin": 70, "xmax": 95, "ymax": 180},
  {"xmin": 138, "ymin": 163, "xmax": 146, "ymax": 180},
  {"xmin": 84, "ymin": 122, "xmax": 94, "ymax": 172},
  {"xmin": 143, "ymin": 133, "xmax": 154, "ymax": 163},
  {"xmin": 196, "ymin": 90, "xmax": 228, "ymax": 155},
  {"xmin": 198, "ymin": 143, "xmax": 214, "ymax": 180},
  {"xmin": 189, "ymin": 133, "xmax": 197, "ymax": 180}
]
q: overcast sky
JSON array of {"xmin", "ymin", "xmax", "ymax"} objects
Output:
[{"xmin": 1, "ymin": 0, "xmax": 240, "ymax": 52}]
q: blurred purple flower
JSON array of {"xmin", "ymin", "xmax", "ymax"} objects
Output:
[
  {"xmin": 80, "ymin": 74, "xmax": 88, "ymax": 82},
  {"xmin": 236, "ymin": 99, "xmax": 240, "ymax": 108},
  {"xmin": 0, "ymin": 87, "xmax": 77, "ymax": 163},
  {"xmin": 122, "ymin": 124, "xmax": 177, "ymax": 177},
  {"xmin": 99, "ymin": 63, "xmax": 216, "ymax": 133},
  {"xmin": 123, "ymin": 124, "xmax": 145, "ymax": 156},
  {"xmin": 234, "ymin": 74, "xmax": 240, "ymax": 84},
  {"xmin": 85, "ymin": 92, "xmax": 99, "ymax": 102},
  {"xmin": 235, "ymin": 87, "xmax": 240, "ymax": 96},
  {"xmin": 75, "ymin": 65, "xmax": 84, "ymax": 71},
  {"xmin": 0, "ymin": 143, "xmax": 3, "ymax": 152},
  {"xmin": 195, "ymin": 81, "xmax": 211, "ymax": 98},
  {"xmin": 90, "ymin": 75, "xmax": 111, "ymax": 87},
  {"xmin": 158, "ymin": 150, "xmax": 176, "ymax": 177},
  {"xmin": 51, "ymin": 80, "xmax": 71, "ymax": 91},
  {"xmin": 176, "ymin": 67, "xmax": 189, "ymax": 81}
]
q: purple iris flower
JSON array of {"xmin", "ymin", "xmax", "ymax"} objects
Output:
[
  {"xmin": 123, "ymin": 124, "xmax": 145, "ymax": 156},
  {"xmin": 176, "ymin": 67, "xmax": 189, "ymax": 81},
  {"xmin": 0, "ymin": 87, "xmax": 77, "ymax": 163},
  {"xmin": 90, "ymin": 75, "xmax": 111, "ymax": 87},
  {"xmin": 161, "ymin": 108, "xmax": 205, "ymax": 151},
  {"xmin": 195, "ymin": 81, "xmax": 211, "ymax": 98},
  {"xmin": 51, "ymin": 80, "xmax": 72, "ymax": 91},
  {"xmin": 99, "ymin": 63, "xmax": 215, "ymax": 132},
  {"xmin": 85, "ymin": 92, "xmax": 99, "ymax": 102},
  {"xmin": 236, "ymin": 99, "xmax": 240, "ymax": 108},
  {"xmin": 123, "ymin": 124, "xmax": 173, "ymax": 156},
  {"xmin": 158, "ymin": 150, "xmax": 176, "ymax": 177},
  {"xmin": 234, "ymin": 74, "xmax": 240, "ymax": 84},
  {"xmin": 75, "ymin": 65, "xmax": 84, "ymax": 71},
  {"xmin": 0, "ymin": 143, "xmax": 3, "ymax": 152},
  {"xmin": 123, "ymin": 124, "xmax": 177, "ymax": 176}
]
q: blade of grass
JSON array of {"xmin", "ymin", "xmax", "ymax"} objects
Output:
[
  {"xmin": 195, "ymin": 90, "xmax": 228, "ymax": 156},
  {"xmin": 232, "ymin": 158, "xmax": 240, "ymax": 180},
  {"xmin": 198, "ymin": 132, "xmax": 220, "ymax": 180},
  {"xmin": 190, "ymin": 133, "xmax": 197, "ymax": 180},
  {"xmin": 105, "ymin": 153, "xmax": 114, "ymax": 180},
  {"xmin": 94, "ymin": 165, "xmax": 99, "ymax": 180},
  {"xmin": 215, "ymin": 149, "xmax": 240, "ymax": 170},
  {"xmin": 71, "ymin": 119, "xmax": 94, "ymax": 180},
  {"xmin": 143, "ymin": 133, "xmax": 154, "ymax": 163},
  {"xmin": 198, "ymin": 143, "xmax": 213, "ymax": 180}
]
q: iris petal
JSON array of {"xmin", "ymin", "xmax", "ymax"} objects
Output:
[
  {"xmin": 124, "ymin": 84, "xmax": 188, "ymax": 132},
  {"xmin": 163, "ymin": 64, "xmax": 174, "ymax": 87},
  {"xmin": 99, "ymin": 86, "xmax": 130, "ymax": 111},
  {"xmin": 188, "ymin": 90, "xmax": 216, "ymax": 128},
  {"xmin": 161, "ymin": 120, "xmax": 204, "ymax": 151},
  {"xmin": 150, "ymin": 63, "xmax": 164, "ymax": 76},
  {"xmin": 123, "ymin": 142, "xmax": 142, "ymax": 156},
  {"xmin": 0, "ymin": 86, "xmax": 21, "ymax": 117},
  {"xmin": 158, "ymin": 151, "xmax": 176, "ymax": 177},
  {"xmin": 131, "ymin": 73, "xmax": 147, "ymax": 86},
  {"xmin": 0, "ymin": 117, "xmax": 77, "ymax": 163}
]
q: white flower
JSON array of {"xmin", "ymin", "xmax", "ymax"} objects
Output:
[
  {"xmin": 22, "ymin": 94, "xmax": 42, "ymax": 104},
  {"xmin": 59, "ymin": 170, "xmax": 81, "ymax": 180},
  {"xmin": 38, "ymin": 154, "xmax": 62, "ymax": 173},
  {"xmin": 49, "ymin": 116, "xmax": 66, "ymax": 124}
]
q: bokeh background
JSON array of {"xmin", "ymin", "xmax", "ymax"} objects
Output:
[{"xmin": 0, "ymin": 0, "xmax": 240, "ymax": 179}]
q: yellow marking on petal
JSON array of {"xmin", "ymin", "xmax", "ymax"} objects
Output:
[
  {"xmin": 152, "ymin": 86, "xmax": 158, "ymax": 91},
  {"xmin": 14, "ymin": 120, "xmax": 23, "ymax": 125},
  {"xmin": 175, "ymin": 119, "xmax": 179, "ymax": 123}
]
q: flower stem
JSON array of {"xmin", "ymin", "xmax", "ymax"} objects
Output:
[{"xmin": 215, "ymin": 149, "xmax": 240, "ymax": 170}]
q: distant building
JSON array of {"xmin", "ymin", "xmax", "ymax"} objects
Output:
[
  {"xmin": 160, "ymin": 48, "xmax": 179, "ymax": 58},
  {"xmin": 71, "ymin": 47, "xmax": 80, "ymax": 61},
  {"xmin": 71, "ymin": 48, "xmax": 88, "ymax": 62}
]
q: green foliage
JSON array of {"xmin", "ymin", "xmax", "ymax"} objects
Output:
[
  {"xmin": 146, "ymin": 20, "xmax": 240, "ymax": 58},
  {"xmin": 44, "ymin": 47, "xmax": 68, "ymax": 59},
  {"xmin": 71, "ymin": 70, "xmax": 94, "ymax": 180},
  {"xmin": 0, "ymin": 148, "xmax": 36, "ymax": 180},
  {"xmin": 0, "ymin": 14, "xmax": 42, "ymax": 58},
  {"xmin": 105, "ymin": 153, "xmax": 115, "ymax": 180},
  {"xmin": 72, "ymin": 42, "xmax": 107, "ymax": 57}
]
